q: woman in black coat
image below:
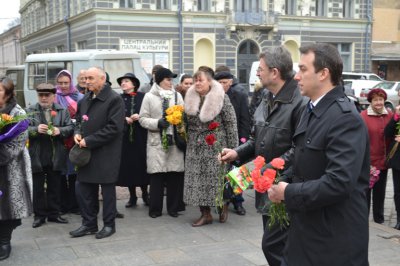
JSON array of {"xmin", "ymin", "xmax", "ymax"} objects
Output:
[
  {"xmin": 116, "ymin": 73, "xmax": 149, "ymax": 207},
  {"xmin": 384, "ymin": 105, "xmax": 400, "ymax": 230}
]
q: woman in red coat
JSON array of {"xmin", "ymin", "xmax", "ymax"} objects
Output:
[{"xmin": 361, "ymin": 88, "xmax": 392, "ymax": 224}]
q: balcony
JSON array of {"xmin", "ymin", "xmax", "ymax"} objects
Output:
[{"xmin": 231, "ymin": 11, "xmax": 275, "ymax": 26}]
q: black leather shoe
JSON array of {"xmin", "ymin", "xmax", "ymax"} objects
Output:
[
  {"xmin": 115, "ymin": 211, "xmax": 124, "ymax": 219},
  {"xmin": 125, "ymin": 197, "xmax": 137, "ymax": 208},
  {"xmin": 69, "ymin": 225, "xmax": 98, "ymax": 237},
  {"xmin": 95, "ymin": 226, "xmax": 115, "ymax": 239},
  {"xmin": 48, "ymin": 216, "xmax": 69, "ymax": 224},
  {"xmin": 168, "ymin": 212, "xmax": 178, "ymax": 218},
  {"xmin": 394, "ymin": 222, "xmax": 400, "ymax": 230},
  {"xmin": 149, "ymin": 212, "xmax": 162, "ymax": 218},
  {"xmin": 0, "ymin": 243, "xmax": 11, "ymax": 261},
  {"xmin": 32, "ymin": 218, "xmax": 46, "ymax": 228},
  {"xmin": 234, "ymin": 205, "xmax": 246, "ymax": 216}
]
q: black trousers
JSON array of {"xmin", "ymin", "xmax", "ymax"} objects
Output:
[
  {"xmin": 76, "ymin": 182, "xmax": 116, "ymax": 228},
  {"xmin": 0, "ymin": 220, "xmax": 21, "ymax": 243},
  {"xmin": 262, "ymin": 215, "xmax": 288, "ymax": 266},
  {"xmin": 149, "ymin": 172, "xmax": 184, "ymax": 215},
  {"xmin": 392, "ymin": 169, "xmax": 400, "ymax": 222},
  {"xmin": 367, "ymin": 169, "xmax": 388, "ymax": 223},
  {"xmin": 32, "ymin": 167, "xmax": 62, "ymax": 219},
  {"xmin": 60, "ymin": 174, "xmax": 79, "ymax": 213}
]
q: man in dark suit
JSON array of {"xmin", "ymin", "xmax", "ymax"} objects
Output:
[
  {"xmin": 268, "ymin": 43, "xmax": 370, "ymax": 265},
  {"xmin": 69, "ymin": 67, "xmax": 125, "ymax": 239},
  {"xmin": 215, "ymin": 71, "xmax": 251, "ymax": 216}
]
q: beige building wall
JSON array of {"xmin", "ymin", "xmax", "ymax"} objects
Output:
[{"xmin": 372, "ymin": 8, "xmax": 400, "ymax": 42}]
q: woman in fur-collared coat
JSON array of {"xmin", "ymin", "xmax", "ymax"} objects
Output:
[{"xmin": 184, "ymin": 70, "xmax": 238, "ymax": 227}]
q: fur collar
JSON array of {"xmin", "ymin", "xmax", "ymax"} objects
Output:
[{"xmin": 184, "ymin": 80, "xmax": 225, "ymax": 122}]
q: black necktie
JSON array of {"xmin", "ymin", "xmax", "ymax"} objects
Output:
[{"xmin": 307, "ymin": 102, "xmax": 314, "ymax": 113}]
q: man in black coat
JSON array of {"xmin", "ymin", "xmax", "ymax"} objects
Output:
[
  {"xmin": 69, "ymin": 67, "xmax": 125, "ymax": 239},
  {"xmin": 215, "ymin": 71, "xmax": 251, "ymax": 215},
  {"xmin": 268, "ymin": 43, "xmax": 370, "ymax": 265},
  {"xmin": 220, "ymin": 46, "xmax": 306, "ymax": 266}
]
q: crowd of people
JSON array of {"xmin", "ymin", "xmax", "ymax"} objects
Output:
[{"xmin": 1, "ymin": 43, "xmax": 400, "ymax": 265}]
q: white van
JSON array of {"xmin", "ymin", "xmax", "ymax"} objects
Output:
[
  {"xmin": 248, "ymin": 61, "xmax": 259, "ymax": 93},
  {"xmin": 248, "ymin": 61, "xmax": 299, "ymax": 93},
  {"xmin": 23, "ymin": 50, "xmax": 150, "ymax": 106},
  {"xmin": 5, "ymin": 65, "xmax": 25, "ymax": 107}
]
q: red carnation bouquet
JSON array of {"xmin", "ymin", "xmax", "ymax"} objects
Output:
[
  {"xmin": 204, "ymin": 121, "xmax": 228, "ymax": 209},
  {"xmin": 251, "ymin": 156, "xmax": 289, "ymax": 228},
  {"xmin": 226, "ymin": 155, "xmax": 290, "ymax": 228}
]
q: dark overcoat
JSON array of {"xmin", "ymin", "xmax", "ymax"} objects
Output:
[
  {"xmin": 27, "ymin": 102, "xmax": 74, "ymax": 173},
  {"xmin": 284, "ymin": 86, "xmax": 370, "ymax": 266},
  {"xmin": 385, "ymin": 117, "xmax": 400, "ymax": 169},
  {"xmin": 117, "ymin": 92, "xmax": 149, "ymax": 186},
  {"xmin": 74, "ymin": 84, "xmax": 125, "ymax": 184},
  {"xmin": 226, "ymin": 86, "xmax": 251, "ymax": 140}
]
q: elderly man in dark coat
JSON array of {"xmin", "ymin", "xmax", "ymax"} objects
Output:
[
  {"xmin": 27, "ymin": 83, "xmax": 74, "ymax": 228},
  {"xmin": 69, "ymin": 67, "xmax": 125, "ymax": 239},
  {"xmin": 268, "ymin": 43, "xmax": 369, "ymax": 266}
]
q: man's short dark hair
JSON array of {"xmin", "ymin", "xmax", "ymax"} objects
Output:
[
  {"xmin": 299, "ymin": 43, "xmax": 343, "ymax": 86},
  {"xmin": 259, "ymin": 46, "xmax": 293, "ymax": 81}
]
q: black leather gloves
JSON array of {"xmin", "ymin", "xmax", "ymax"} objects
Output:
[{"xmin": 158, "ymin": 118, "xmax": 169, "ymax": 129}]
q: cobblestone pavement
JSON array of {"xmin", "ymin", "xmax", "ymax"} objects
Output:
[{"xmin": 3, "ymin": 182, "xmax": 400, "ymax": 266}]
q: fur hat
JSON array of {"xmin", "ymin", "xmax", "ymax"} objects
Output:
[{"xmin": 214, "ymin": 71, "xmax": 233, "ymax": 81}]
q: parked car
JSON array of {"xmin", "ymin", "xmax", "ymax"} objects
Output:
[
  {"xmin": 342, "ymin": 72, "xmax": 383, "ymax": 81},
  {"xmin": 343, "ymin": 79, "xmax": 381, "ymax": 98},
  {"xmin": 359, "ymin": 81, "xmax": 400, "ymax": 111}
]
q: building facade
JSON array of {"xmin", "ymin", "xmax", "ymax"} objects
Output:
[
  {"xmin": 0, "ymin": 25, "xmax": 22, "ymax": 75},
  {"xmin": 371, "ymin": 0, "xmax": 400, "ymax": 81},
  {"xmin": 19, "ymin": 0, "xmax": 372, "ymax": 89}
]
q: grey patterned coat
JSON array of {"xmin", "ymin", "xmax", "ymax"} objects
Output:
[
  {"xmin": 183, "ymin": 81, "xmax": 238, "ymax": 206},
  {"xmin": 0, "ymin": 104, "xmax": 33, "ymax": 220}
]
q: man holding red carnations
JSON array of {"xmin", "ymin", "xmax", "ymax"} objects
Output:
[{"xmin": 220, "ymin": 46, "xmax": 306, "ymax": 266}]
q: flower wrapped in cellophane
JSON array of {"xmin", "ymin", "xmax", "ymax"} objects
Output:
[
  {"xmin": 0, "ymin": 113, "xmax": 29, "ymax": 143},
  {"xmin": 226, "ymin": 155, "xmax": 290, "ymax": 229}
]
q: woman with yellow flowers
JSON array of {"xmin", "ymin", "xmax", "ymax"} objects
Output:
[{"xmin": 139, "ymin": 68, "xmax": 185, "ymax": 218}]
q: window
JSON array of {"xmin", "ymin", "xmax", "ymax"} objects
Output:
[
  {"xmin": 342, "ymin": 0, "xmax": 353, "ymax": 18},
  {"xmin": 120, "ymin": 0, "xmax": 134, "ymax": 8},
  {"xmin": 104, "ymin": 59, "xmax": 134, "ymax": 89},
  {"xmin": 234, "ymin": 0, "xmax": 261, "ymax": 12},
  {"xmin": 198, "ymin": 0, "xmax": 209, "ymax": 11},
  {"xmin": 316, "ymin": 0, "xmax": 327, "ymax": 16},
  {"xmin": 28, "ymin": 61, "xmax": 73, "ymax": 90},
  {"xmin": 157, "ymin": 0, "xmax": 170, "ymax": 9},
  {"xmin": 330, "ymin": 43, "xmax": 351, "ymax": 71},
  {"xmin": 285, "ymin": 0, "xmax": 297, "ymax": 15},
  {"xmin": 77, "ymin": 41, "xmax": 87, "ymax": 50}
]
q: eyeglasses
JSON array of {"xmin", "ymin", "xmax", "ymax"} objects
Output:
[
  {"xmin": 38, "ymin": 93, "xmax": 52, "ymax": 97},
  {"xmin": 257, "ymin": 66, "xmax": 276, "ymax": 73}
]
